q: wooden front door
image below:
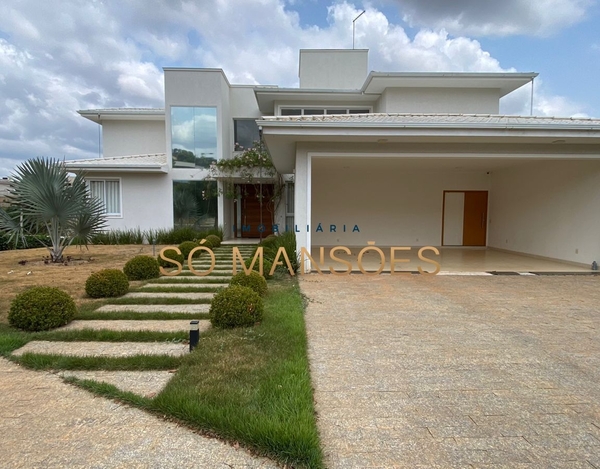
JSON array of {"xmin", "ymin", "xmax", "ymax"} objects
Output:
[
  {"xmin": 462, "ymin": 191, "xmax": 488, "ymax": 246},
  {"xmin": 239, "ymin": 184, "xmax": 274, "ymax": 238}
]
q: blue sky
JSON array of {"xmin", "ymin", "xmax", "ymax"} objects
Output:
[{"xmin": 0, "ymin": 0, "xmax": 598, "ymax": 176}]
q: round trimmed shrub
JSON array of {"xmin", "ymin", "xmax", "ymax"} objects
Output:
[
  {"xmin": 85, "ymin": 269, "xmax": 129, "ymax": 298},
  {"xmin": 123, "ymin": 255, "xmax": 160, "ymax": 280},
  {"xmin": 230, "ymin": 271, "xmax": 268, "ymax": 295},
  {"xmin": 9, "ymin": 287, "xmax": 76, "ymax": 331},
  {"xmin": 260, "ymin": 234, "xmax": 278, "ymax": 246},
  {"xmin": 200, "ymin": 238, "xmax": 215, "ymax": 249},
  {"xmin": 158, "ymin": 248, "xmax": 185, "ymax": 268},
  {"xmin": 178, "ymin": 241, "xmax": 199, "ymax": 259},
  {"xmin": 243, "ymin": 257, "xmax": 274, "ymax": 279},
  {"xmin": 210, "ymin": 285, "xmax": 263, "ymax": 329},
  {"xmin": 205, "ymin": 234, "xmax": 221, "ymax": 248}
]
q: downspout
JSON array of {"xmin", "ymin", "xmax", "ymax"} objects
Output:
[{"xmin": 530, "ymin": 77, "xmax": 535, "ymax": 116}]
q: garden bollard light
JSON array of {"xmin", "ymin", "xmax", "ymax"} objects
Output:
[{"xmin": 189, "ymin": 320, "xmax": 200, "ymax": 352}]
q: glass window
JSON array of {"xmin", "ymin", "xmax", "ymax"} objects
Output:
[
  {"xmin": 303, "ymin": 109, "xmax": 325, "ymax": 115},
  {"xmin": 349, "ymin": 109, "xmax": 370, "ymax": 114},
  {"xmin": 281, "ymin": 108, "xmax": 301, "ymax": 116},
  {"xmin": 234, "ymin": 119, "xmax": 260, "ymax": 151},
  {"xmin": 89, "ymin": 179, "xmax": 121, "ymax": 216},
  {"xmin": 173, "ymin": 180, "xmax": 218, "ymax": 229},
  {"xmin": 171, "ymin": 107, "xmax": 217, "ymax": 168},
  {"xmin": 325, "ymin": 109, "xmax": 347, "ymax": 114}
]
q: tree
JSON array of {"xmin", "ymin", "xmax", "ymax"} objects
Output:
[{"xmin": 0, "ymin": 158, "xmax": 107, "ymax": 262}]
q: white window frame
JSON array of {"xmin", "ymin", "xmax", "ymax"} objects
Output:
[
  {"xmin": 87, "ymin": 178, "xmax": 123, "ymax": 218},
  {"xmin": 277, "ymin": 105, "xmax": 373, "ymax": 116}
]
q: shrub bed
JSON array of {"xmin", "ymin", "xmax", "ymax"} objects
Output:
[
  {"xmin": 244, "ymin": 256, "xmax": 273, "ymax": 279},
  {"xmin": 230, "ymin": 271, "xmax": 268, "ymax": 296},
  {"xmin": 178, "ymin": 241, "xmax": 199, "ymax": 259},
  {"xmin": 123, "ymin": 255, "xmax": 160, "ymax": 280},
  {"xmin": 205, "ymin": 234, "xmax": 221, "ymax": 248},
  {"xmin": 85, "ymin": 269, "xmax": 129, "ymax": 298},
  {"xmin": 158, "ymin": 248, "xmax": 185, "ymax": 268},
  {"xmin": 9, "ymin": 287, "xmax": 77, "ymax": 331},
  {"xmin": 210, "ymin": 285, "xmax": 263, "ymax": 328}
]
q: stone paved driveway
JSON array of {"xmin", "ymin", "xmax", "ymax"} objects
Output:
[{"xmin": 301, "ymin": 274, "xmax": 600, "ymax": 468}]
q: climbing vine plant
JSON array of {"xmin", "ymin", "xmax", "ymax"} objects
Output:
[{"xmin": 207, "ymin": 141, "xmax": 284, "ymax": 220}]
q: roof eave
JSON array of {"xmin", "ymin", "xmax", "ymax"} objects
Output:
[{"xmin": 65, "ymin": 164, "xmax": 169, "ymax": 173}]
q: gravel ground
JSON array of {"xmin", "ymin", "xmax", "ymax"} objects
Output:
[{"xmin": 0, "ymin": 358, "xmax": 278, "ymax": 468}]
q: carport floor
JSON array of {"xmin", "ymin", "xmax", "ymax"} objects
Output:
[
  {"xmin": 301, "ymin": 274, "xmax": 600, "ymax": 468},
  {"xmin": 311, "ymin": 246, "xmax": 591, "ymax": 273}
]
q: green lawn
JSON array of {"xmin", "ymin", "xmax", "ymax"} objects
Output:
[
  {"xmin": 0, "ymin": 277, "xmax": 324, "ymax": 468},
  {"xmin": 150, "ymin": 278, "xmax": 323, "ymax": 468}
]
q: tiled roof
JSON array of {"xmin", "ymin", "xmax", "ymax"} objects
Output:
[
  {"xmin": 78, "ymin": 108, "xmax": 164, "ymax": 113},
  {"xmin": 259, "ymin": 113, "xmax": 600, "ymax": 128},
  {"xmin": 65, "ymin": 153, "xmax": 168, "ymax": 171}
]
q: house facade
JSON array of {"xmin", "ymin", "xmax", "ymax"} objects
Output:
[{"xmin": 66, "ymin": 49, "xmax": 600, "ymax": 269}]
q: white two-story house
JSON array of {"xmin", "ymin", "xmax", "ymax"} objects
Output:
[{"xmin": 66, "ymin": 49, "xmax": 600, "ymax": 270}]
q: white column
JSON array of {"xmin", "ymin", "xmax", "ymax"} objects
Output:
[
  {"xmin": 217, "ymin": 180, "xmax": 226, "ymax": 238},
  {"xmin": 294, "ymin": 151, "xmax": 311, "ymax": 272}
]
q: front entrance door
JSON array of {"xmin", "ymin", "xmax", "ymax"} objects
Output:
[
  {"xmin": 236, "ymin": 184, "xmax": 274, "ymax": 238},
  {"xmin": 442, "ymin": 191, "xmax": 488, "ymax": 246}
]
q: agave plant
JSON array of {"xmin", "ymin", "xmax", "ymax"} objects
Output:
[{"xmin": 0, "ymin": 158, "xmax": 107, "ymax": 262}]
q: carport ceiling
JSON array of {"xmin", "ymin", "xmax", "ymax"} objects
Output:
[{"xmin": 311, "ymin": 157, "xmax": 563, "ymax": 172}]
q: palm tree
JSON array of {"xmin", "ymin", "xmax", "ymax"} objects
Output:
[{"xmin": 0, "ymin": 158, "xmax": 107, "ymax": 262}]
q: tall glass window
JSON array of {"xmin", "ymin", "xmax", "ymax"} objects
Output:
[
  {"xmin": 234, "ymin": 119, "xmax": 260, "ymax": 151},
  {"xmin": 171, "ymin": 107, "xmax": 217, "ymax": 168},
  {"xmin": 173, "ymin": 180, "xmax": 218, "ymax": 229}
]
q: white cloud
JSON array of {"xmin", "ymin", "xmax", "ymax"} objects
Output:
[
  {"xmin": 385, "ymin": 0, "xmax": 592, "ymax": 36},
  {"xmin": 0, "ymin": 0, "xmax": 591, "ymax": 176}
]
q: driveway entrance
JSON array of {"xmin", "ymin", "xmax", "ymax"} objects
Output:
[{"xmin": 301, "ymin": 274, "xmax": 600, "ymax": 468}]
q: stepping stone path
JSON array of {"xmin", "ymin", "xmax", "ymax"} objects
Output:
[{"xmin": 11, "ymin": 245, "xmax": 257, "ymax": 396}]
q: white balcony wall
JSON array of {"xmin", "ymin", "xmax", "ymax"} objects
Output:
[{"xmin": 102, "ymin": 120, "xmax": 165, "ymax": 158}]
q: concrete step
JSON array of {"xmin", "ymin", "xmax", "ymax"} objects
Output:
[
  {"xmin": 12, "ymin": 341, "xmax": 188, "ymax": 358},
  {"xmin": 96, "ymin": 304, "xmax": 210, "ymax": 314},
  {"xmin": 140, "ymin": 283, "xmax": 229, "ymax": 290},
  {"xmin": 123, "ymin": 292, "xmax": 215, "ymax": 300},
  {"xmin": 60, "ymin": 319, "xmax": 211, "ymax": 332}
]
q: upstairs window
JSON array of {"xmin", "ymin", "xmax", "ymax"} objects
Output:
[
  {"xmin": 171, "ymin": 106, "xmax": 217, "ymax": 169},
  {"xmin": 234, "ymin": 119, "xmax": 260, "ymax": 151},
  {"xmin": 279, "ymin": 107, "xmax": 370, "ymax": 116}
]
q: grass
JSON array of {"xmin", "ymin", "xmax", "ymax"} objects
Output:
[
  {"xmin": 76, "ymin": 311, "xmax": 211, "ymax": 320},
  {"xmin": 151, "ymin": 278, "xmax": 323, "ymax": 468},
  {"xmin": 11, "ymin": 353, "xmax": 183, "ymax": 370},
  {"xmin": 0, "ymin": 244, "xmax": 323, "ymax": 467}
]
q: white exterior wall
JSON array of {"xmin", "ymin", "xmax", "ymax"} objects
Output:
[
  {"xmin": 102, "ymin": 120, "xmax": 165, "ymax": 158},
  {"xmin": 230, "ymin": 86, "xmax": 262, "ymax": 118},
  {"xmin": 311, "ymin": 163, "xmax": 490, "ymax": 246},
  {"xmin": 375, "ymin": 88, "xmax": 500, "ymax": 114},
  {"xmin": 299, "ymin": 49, "xmax": 368, "ymax": 90},
  {"xmin": 87, "ymin": 172, "xmax": 172, "ymax": 231},
  {"xmin": 488, "ymin": 160, "xmax": 600, "ymax": 265},
  {"xmin": 165, "ymin": 69, "xmax": 232, "ymax": 236}
]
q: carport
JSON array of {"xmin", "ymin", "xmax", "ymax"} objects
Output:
[{"xmin": 259, "ymin": 114, "xmax": 600, "ymax": 272}]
